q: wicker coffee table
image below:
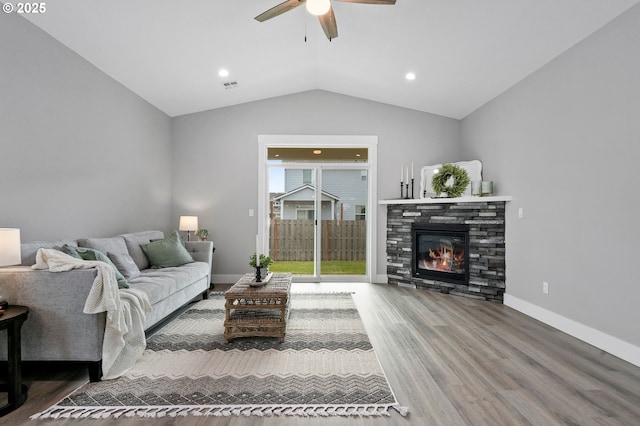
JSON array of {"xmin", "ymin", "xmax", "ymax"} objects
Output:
[{"xmin": 224, "ymin": 273, "xmax": 292, "ymax": 343}]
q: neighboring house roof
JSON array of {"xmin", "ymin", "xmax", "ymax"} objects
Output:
[{"xmin": 273, "ymin": 185, "xmax": 340, "ymax": 202}]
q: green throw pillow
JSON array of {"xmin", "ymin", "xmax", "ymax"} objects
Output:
[
  {"xmin": 140, "ymin": 230, "xmax": 193, "ymax": 268},
  {"xmin": 62, "ymin": 244, "xmax": 130, "ymax": 289}
]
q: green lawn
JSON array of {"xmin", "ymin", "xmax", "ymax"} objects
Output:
[{"xmin": 269, "ymin": 261, "xmax": 366, "ymax": 275}]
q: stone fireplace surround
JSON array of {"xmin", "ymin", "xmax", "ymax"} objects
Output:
[{"xmin": 381, "ymin": 196, "xmax": 511, "ymax": 303}]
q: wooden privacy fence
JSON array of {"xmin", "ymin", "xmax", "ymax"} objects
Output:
[{"xmin": 269, "ymin": 219, "xmax": 366, "ymax": 261}]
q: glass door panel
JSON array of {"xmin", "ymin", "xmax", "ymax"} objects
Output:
[
  {"xmin": 319, "ymin": 169, "xmax": 368, "ymax": 276},
  {"xmin": 267, "ymin": 166, "xmax": 316, "ymax": 276}
]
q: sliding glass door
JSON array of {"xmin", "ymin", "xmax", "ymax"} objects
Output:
[{"xmin": 264, "ymin": 147, "xmax": 369, "ymax": 280}]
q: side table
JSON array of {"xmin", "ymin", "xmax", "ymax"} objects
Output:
[{"xmin": 0, "ymin": 305, "xmax": 29, "ymax": 416}]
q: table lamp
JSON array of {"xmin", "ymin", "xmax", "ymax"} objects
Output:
[
  {"xmin": 0, "ymin": 228, "xmax": 21, "ymax": 310},
  {"xmin": 178, "ymin": 216, "xmax": 198, "ymax": 241},
  {"xmin": 0, "ymin": 228, "xmax": 21, "ymax": 267}
]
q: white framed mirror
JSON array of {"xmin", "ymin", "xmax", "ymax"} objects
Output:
[{"xmin": 420, "ymin": 160, "xmax": 482, "ymax": 198}]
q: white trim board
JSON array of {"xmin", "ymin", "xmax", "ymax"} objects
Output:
[
  {"xmin": 379, "ymin": 195, "xmax": 512, "ymax": 205},
  {"xmin": 504, "ymin": 293, "xmax": 640, "ymax": 368}
]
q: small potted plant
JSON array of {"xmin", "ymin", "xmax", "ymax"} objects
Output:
[
  {"xmin": 249, "ymin": 253, "xmax": 273, "ymax": 269},
  {"xmin": 249, "ymin": 253, "xmax": 273, "ymax": 282},
  {"xmin": 195, "ymin": 228, "xmax": 209, "ymax": 241}
]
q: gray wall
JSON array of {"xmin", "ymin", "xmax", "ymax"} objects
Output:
[
  {"xmin": 461, "ymin": 5, "xmax": 640, "ymax": 347},
  {"xmin": 171, "ymin": 90, "xmax": 461, "ymax": 279},
  {"xmin": 0, "ymin": 12, "xmax": 173, "ymax": 241}
]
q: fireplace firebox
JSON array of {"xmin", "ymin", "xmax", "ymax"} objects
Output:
[{"xmin": 412, "ymin": 223, "xmax": 469, "ymax": 285}]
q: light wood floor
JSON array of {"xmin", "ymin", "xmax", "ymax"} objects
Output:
[{"xmin": 2, "ymin": 282, "xmax": 640, "ymax": 425}]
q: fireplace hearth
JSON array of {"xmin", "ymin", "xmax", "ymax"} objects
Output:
[{"xmin": 412, "ymin": 223, "xmax": 469, "ymax": 285}]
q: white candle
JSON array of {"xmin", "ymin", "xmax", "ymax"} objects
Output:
[
  {"xmin": 405, "ymin": 167, "xmax": 409, "ymax": 183},
  {"xmin": 411, "ymin": 162, "xmax": 414, "ymax": 179},
  {"xmin": 256, "ymin": 234, "xmax": 260, "ymax": 264},
  {"xmin": 400, "ymin": 164, "xmax": 403, "ymax": 182}
]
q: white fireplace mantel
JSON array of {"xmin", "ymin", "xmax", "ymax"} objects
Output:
[{"xmin": 379, "ymin": 195, "xmax": 512, "ymax": 205}]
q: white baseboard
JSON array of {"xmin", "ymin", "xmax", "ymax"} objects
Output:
[
  {"xmin": 211, "ymin": 274, "xmax": 243, "ymax": 285},
  {"xmin": 504, "ymin": 293, "xmax": 640, "ymax": 368}
]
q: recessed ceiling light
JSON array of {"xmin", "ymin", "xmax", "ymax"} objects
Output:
[
  {"xmin": 218, "ymin": 69, "xmax": 229, "ymax": 77},
  {"xmin": 313, "ymin": 150, "xmax": 322, "ymax": 155},
  {"xmin": 405, "ymin": 72, "xmax": 416, "ymax": 81}
]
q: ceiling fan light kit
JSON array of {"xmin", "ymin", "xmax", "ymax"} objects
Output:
[
  {"xmin": 255, "ymin": 0, "xmax": 397, "ymax": 41},
  {"xmin": 306, "ymin": 0, "xmax": 331, "ymax": 16}
]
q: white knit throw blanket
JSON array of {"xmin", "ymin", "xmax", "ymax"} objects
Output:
[{"xmin": 33, "ymin": 248, "xmax": 151, "ymax": 380}]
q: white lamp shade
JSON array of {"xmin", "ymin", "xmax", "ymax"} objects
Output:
[
  {"xmin": 306, "ymin": 0, "xmax": 331, "ymax": 16},
  {"xmin": 178, "ymin": 216, "xmax": 198, "ymax": 232},
  {"xmin": 0, "ymin": 228, "xmax": 21, "ymax": 267}
]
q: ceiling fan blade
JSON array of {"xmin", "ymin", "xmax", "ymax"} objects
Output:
[
  {"xmin": 255, "ymin": 0, "xmax": 305, "ymax": 22},
  {"xmin": 318, "ymin": 6, "xmax": 338, "ymax": 40},
  {"xmin": 333, "ymin": 0, "xmax": 396, "ymax": 4}
]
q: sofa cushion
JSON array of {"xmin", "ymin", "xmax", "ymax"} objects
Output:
[
  {"xmin": 120, "ymin": 231, "xmax": 164, "ymax": 270},
  {"xmin": 107, "ymin": 252, "xmax": 141, "ymax": 279},
  {"xmin": 78, "ymin": 237, "xmax": 128, "ymax": 257},
  {"xmin": 128, "ymin": 262, "xmax": 209, "ymax": 305},
  {"xmin": 63, "ymin": 245, "xmax": 130, "ymax": 289},
  {"xmin": 20, "ymin": 240, "xmax": 78, "ymax": 266},
  {"xmin": 141, "ymin": 231, "xmax": 193, "ymax": 269}
]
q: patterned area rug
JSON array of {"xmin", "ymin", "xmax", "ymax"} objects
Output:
[{"xmin": 32, "ymin": 292, "xmax": 408, "ymax": 419}]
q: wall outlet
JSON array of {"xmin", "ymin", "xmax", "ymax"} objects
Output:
[
  {"xmin": 249, "ymin": 209, "xmax": 254, "ymax": 217},
  {"xmin": 518, "ymin": 207, "xmax": 524, "ymax": 219},
  {"xmin": 543, "ymin": 281, "xmax": 549, "ymax": 294}
]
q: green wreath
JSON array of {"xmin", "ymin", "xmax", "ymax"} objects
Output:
[{"xmin": 432, "ymin": 164, "xmax": 470, "ymax": 197}]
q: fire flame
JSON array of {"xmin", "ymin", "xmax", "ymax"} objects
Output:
[{"xmin": 420, "ymin": 245, "xmax": 464, "ymax": 273}]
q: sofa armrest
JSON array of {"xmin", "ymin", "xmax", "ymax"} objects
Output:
[
  {"xmin": 0, "ymin": 266, "xmax": 106, "ymax": 361},
  {"xmin": 184, "ymin": 241, "xmax": 214, "ymax": 283}
]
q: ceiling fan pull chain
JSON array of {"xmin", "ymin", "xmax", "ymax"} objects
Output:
[{"xmin": 304, "ymin": 7, "xmax": 308, "ymax": 42}]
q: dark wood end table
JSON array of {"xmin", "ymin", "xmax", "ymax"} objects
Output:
[{"xmin": 0, "ymin": 305, "xmax": 29, "ymax": 416}]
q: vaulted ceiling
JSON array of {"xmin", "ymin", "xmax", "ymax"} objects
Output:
[{"xmin": 19, "ymin": 0, "xmax": 640, "ymax": 119}]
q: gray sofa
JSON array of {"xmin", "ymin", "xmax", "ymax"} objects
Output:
[{"xmin": 0, "ymin": 230, "xmax": 213, "ymax": 381}]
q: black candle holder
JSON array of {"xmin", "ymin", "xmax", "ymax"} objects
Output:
[
  {"xmin": 400, "ymin": 181, "xmax": 404, "ymax": 199},
  {"xmin": 255, "ymin": 265, "xmax": 262, "ymax": 282},
  {"xmin": 405, "ymin": 183, "xmax": 409, "ymax": 199},
  {"xmin": 411, "ymin": 178, "xmax": 415, "ymax": 199}
]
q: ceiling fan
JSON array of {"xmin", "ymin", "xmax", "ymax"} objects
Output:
[{"xmin": 255, "ymin": 0, "xmax": 397, "ymax": 41}]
